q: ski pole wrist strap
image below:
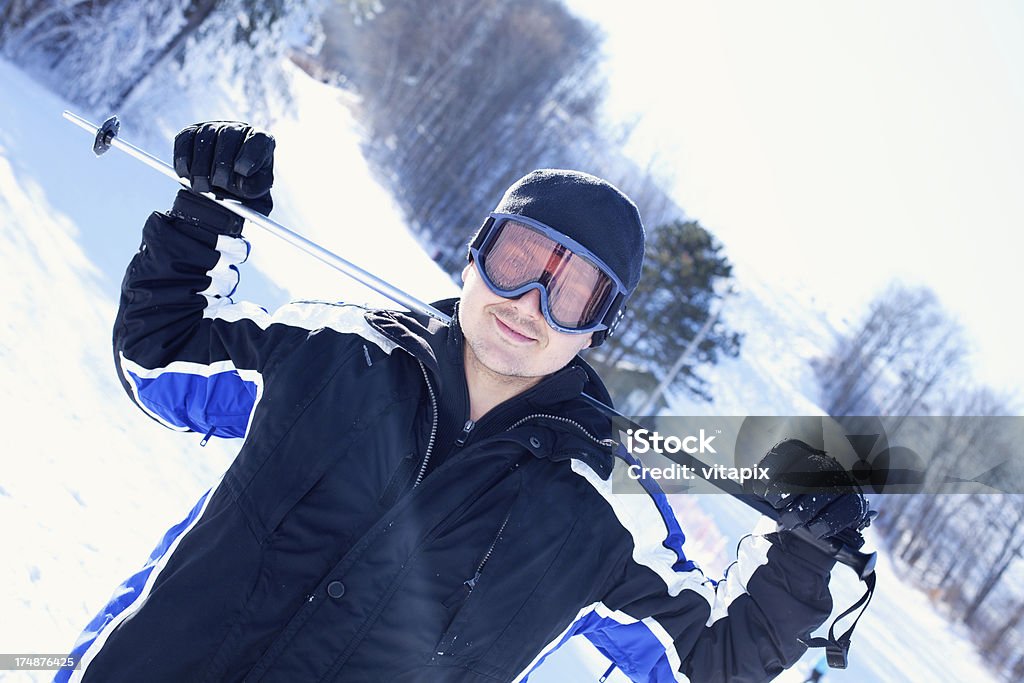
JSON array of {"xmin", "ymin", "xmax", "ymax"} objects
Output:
[{"xmin": 802, "ymin": 569, "xmax": 876, "ymax": 669}]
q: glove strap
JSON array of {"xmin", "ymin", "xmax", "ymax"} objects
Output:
[
  {"xmin": 802, "ymin": 568, "xmax": 876, "ymax": 668},
  {"xmin": 170, "ymin": 189, "xmax": 245, "ymax": 237}
]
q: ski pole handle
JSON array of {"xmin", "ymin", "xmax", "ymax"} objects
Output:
[
  {"xmin": 742, "ymin": 496, "xmax": 877, "ymax": 579},
  {"xmin": 733, "ymin": 488, "xmax": 875, "ymax": 579},
  {"xmin": 61, "ymin": 111, "xmax": 452, "ymax": 325}
]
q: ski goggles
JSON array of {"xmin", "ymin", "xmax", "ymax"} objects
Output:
[{"xmin": 469, "ymin": 213, "xmax": 628, "ymax": 334}]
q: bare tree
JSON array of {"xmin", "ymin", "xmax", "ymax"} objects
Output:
[
  {"xmin": 963, "ymin": 496, "xmax": 1024, "ymax": 627},
  {"xmin": 110, "ymin": 0, "xmax": 221, "ymax": 110},
  {"xmin": 817, "ymin": 283, "xmax": 967, "ymax": 417},
  {"xmin": 313, "ymin": 0, "xmax": 685, "ymax": 279},
  {"xmin": 980, "ymin": 594, "xmax": 1024, "ymax": 658}
]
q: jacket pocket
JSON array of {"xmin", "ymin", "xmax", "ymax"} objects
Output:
[
  {"xmin": 434, "ymin": 475, "xmax": 520, "ymax": 657},
  {"xmin": 378, "ymin": 451, "xmax": 417, "ymax": 508}
]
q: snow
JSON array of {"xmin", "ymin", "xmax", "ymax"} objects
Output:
[
  {"xmin": 663, "ymin": 253, "xmax": 841, "ymax": 417},
  {"xmin": 0, "ymin": 57, "xmax": 1006, "ymax": 682}
]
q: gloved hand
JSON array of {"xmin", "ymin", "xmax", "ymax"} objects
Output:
[
  {"xmin": 173, "ymin": 121, "xmax": 275, "ymax": 217},
  {"xmin": 746, "ymin": 438, "xmax": 873, "ymax": 541}
]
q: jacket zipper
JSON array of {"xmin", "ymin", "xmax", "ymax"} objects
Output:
[
  {"xmin": 439, "ymin": 415, "xmax": 605, "ymax": 609},
  {"xmin": 507, "ymin": 413, "xmax": 615, "ymax": 448},
  {"xmin": 412, "ymin": 360, "xmax": 439, "ymax": 488},
  {"xmin": 454, "ymin": 419, "xmax": 475, "ymax": 447},
  {"xmin": 441, "ymin": 498, "xmax": 515, "ymax": 610},
  {"xmin": 471, "ymin": 504, "xmax": 512, "ymax": 581}
]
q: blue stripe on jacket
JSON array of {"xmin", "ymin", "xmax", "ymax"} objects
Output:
[
  {"xmin": 583, "ymin": 617, "xmax": 682, "ymax": 682},
  {"xmin": 615, "ymin": 443, "xmax": 696, "ymax": 573},
  {"xmin": 55, "ymin": 486, "xmax": 216, "ymax": 683},
  {"xmin": 126, "ymin": 369, "xmax": 257, "ymax": 438},
  {"xmin": 521, "ymin": 607, "xmax": 682, "ymax": 683}
]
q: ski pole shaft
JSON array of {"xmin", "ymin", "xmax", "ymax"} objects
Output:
[{"xmin": 62, "ymin": 111, "xmax": 451, "ymax": 325}]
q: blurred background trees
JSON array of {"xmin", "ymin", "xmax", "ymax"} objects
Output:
[
  {"xmin": 0, "ymin": 0, "xmax": 322, "ymax": 115},
  {"xmin": 816, "ymin": 283, "xmax": 969, "ymax": 418},
  {"xmin": 817, "ymin": 283, "xmax": 1023, "ymax": 678},
  {"xmin": 314, "ymin": 0, "xmax": 684, "ymax": 271}
]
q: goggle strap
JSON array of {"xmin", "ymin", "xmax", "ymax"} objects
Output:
[
  {"xmin": 589, "ymin": 295, "xmax": 627, "ymax": 348},
  {"xmin": 605, "ymin": 293, "xmax": 627, "ymax": 332},
  {"xmin": 469, "ymin": 217, "xmax": 495, "ymax": 253}
]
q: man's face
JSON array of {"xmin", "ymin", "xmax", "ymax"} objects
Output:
[{"xmin": 460, "ymin": 261, "xmax": 592, "ymax": 379}]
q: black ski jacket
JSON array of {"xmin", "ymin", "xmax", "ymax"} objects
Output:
[{"xmin": 64, "ymin": 194, "xmax": 837, "ymax": 683}]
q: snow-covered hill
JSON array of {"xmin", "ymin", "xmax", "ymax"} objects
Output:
[{"xmin": 0, "ymin": 58, "xmax": 1000, "ymax": 682}]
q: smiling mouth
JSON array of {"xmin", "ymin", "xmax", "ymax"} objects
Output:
[{"xmin": 494, "ymin": 314, "xmax": 538, "ymax": 343}]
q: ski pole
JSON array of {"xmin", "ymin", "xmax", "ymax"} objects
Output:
[
  {"xmin": 64, "ymin": 111, "xmax": 875, "ymax": 579},
  {"xmin": 61, "ymin": 111, "xmax": 451, "ymax": 325}
]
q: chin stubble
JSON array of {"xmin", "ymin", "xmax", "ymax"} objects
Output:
[{"xmin": 465, "ymin": 331, "xmax": 537, "ymax": 383}]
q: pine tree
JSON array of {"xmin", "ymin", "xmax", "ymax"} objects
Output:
[{"xmin": 591, "ymin": 219, "xmax": 740, "ymax": 403}]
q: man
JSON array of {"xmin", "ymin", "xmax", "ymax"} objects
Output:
[{"xmin": 62, "ymin": 122, "xmax": 869, "ymax": 682}]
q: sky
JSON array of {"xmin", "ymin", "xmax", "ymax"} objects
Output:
[{"xmin": 564, "ymin": 0, "xmax": 1024, "ymax": 398}]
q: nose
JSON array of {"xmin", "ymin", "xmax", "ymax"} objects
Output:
[{"xmin": 514, "ymin": 287, "xmax": 544, "ymax": 319}]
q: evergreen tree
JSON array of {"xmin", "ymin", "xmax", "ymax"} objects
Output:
[{"xmin": 592, "ymin": 219, "xmax": 741, "ymax": 403}]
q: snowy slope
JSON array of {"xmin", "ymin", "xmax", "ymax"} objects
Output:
[
  {"xmin": 0, "ymin": 57, "xmax": 1002, "ymax": 683},
  {"xmin": 0, "ymin": 63, "xmax": 242, "ymax": 678}
]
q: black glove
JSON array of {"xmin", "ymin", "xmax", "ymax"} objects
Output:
[
  {"xmin": 173, "ymin": 121, "xmax": 275, "ymax": 217},
  {"xmin": 747, "ymin": 439, "xmax": 873, "ymax": 540}
]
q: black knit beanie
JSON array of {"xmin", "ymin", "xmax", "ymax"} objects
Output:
[{"xmin": 472, "ymin": 169, "xmax": 646, "ymax": 295}]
